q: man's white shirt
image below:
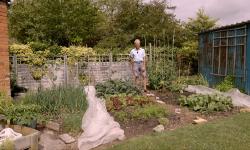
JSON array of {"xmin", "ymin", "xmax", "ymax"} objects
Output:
[{"xmin": 130, "ymin": 48, "xmax": 145, "ymax": 62}]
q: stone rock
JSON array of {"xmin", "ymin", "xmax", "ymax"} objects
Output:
[
  {"xmin": 153, "ymin": 125, "xmax": 165, "ymax": 132},
  {"xmin": 193, "ymin": 117, "xmax": 207, "ymax": 124},
  {"xmin": 43, "ymin": 129, "xmax": 55, "ymax": 135},
  {"xmin": 59, "ymin": 134, "xmax": 76, "ymax": 144},
  {"xmin": 240, "ymin": 108, "xmax": 250, "ymax": 113},
  {"xmin": 175, "ymin": 108, "xmax": 181, "ymax": 114},
  {"xmin": 156, "ymin": 97, "xmax": 160, "ymax": 100},
  {"xmin": 146, "ymin": 93, "xmax": 155, "ymax": 97},
  {"xmin": 39, "ymin": 132, "xmax": 66, "ymax": 150},
  {"xmin": 46, "ymin": 121, "xmax": 61, "ymax": 132},
  {"xmin": 156, "ymin": 100, "xmax": 165, "ymax": 104}
]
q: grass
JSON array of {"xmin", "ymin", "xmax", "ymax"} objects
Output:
[
  {"xmin": 20, "ymin": 85, "xmax": 87, "ymax": 132},
  {"xmin": 62, "ymin": 112, "xmax": 83, "ymax": 134},
  {"xmin": 108, "ymin": 113, "xmax": 250, "ymax": 150},
  {"xmin": 21, "ymin": 85, "xmax": 87, "ymax": 115}
]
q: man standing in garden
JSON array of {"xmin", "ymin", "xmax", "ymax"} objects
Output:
[{"xmin": 130, "ymin": 39, "xmax": 147, "ymax": 92}]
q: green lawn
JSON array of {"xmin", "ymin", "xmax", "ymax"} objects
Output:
[{"xmin": 108, "ymin": 113, "xmax": 250, "ymax": 150}]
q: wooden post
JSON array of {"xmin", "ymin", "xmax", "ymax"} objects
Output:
[
  {"xmin": 64, "ymin": 55, "xmax": 68, "ymax": 85},
  {"xmin": 109, "ymin": 52, "xmax": 113, "ymax": 80},
  {"xmin": 149, "ymin": 43, "xmax": 152, "ymax": 65}
]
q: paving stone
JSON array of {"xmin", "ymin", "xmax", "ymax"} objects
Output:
[
  {"xmin": 156, "ymin": 100, "xmax": 165, "ymax": 104},
  {"xmin": 146, "ymin": 93, "xmax": 155, "ymax": 97},
  {"xmin": 39, "ymin": 132, "xmax": 66, "ymax": 150},
  {"xmin": 59, "ymin": 134, "xmax": 76, "ymax": 144},
  {"xmin": 153, "ymin": 125, "xmax": 165, "ymax": 132},
  {"xmin": 193, "ymin": 117, "xmax": 207, "ymax": 124},
  {"xmin": 45, "ymin": 121, "xmax": 61, "ymax": 132},
  {"xmin": 175, "ymin": 108, "xmax": 181, "ymax": 114}
]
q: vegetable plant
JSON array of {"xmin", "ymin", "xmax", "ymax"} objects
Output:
[
  {"xmin": 95, "ymin": 80, "xmax": 141, "ymax": 98},
  {"xmin": 179, "ymin": 94, "xmax": 233, "ymax": 113},
  {"xmin": 215, "ymin": 76, "xmax": 235, "ymax": 92}
]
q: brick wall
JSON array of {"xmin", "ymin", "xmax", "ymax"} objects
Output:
[
  {"xmin": 14, "ymin": 62, "xmax": 132, "ymax": 91},
  {"xmin": 0, "ymin": 0, "xmax": 10, "ymax": 95}
]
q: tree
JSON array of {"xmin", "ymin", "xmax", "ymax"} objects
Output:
[
  {"xmin": 9, "ymin": 0, "xmax": 105, "ymax": 47},
  {"xmin": 185, "ymin": 8, "xmax": 217, "ymax": 41},
  {"xmin": 95, "ymin": 0, "xmax": 184, "ymax": 51},
  {"xmin": 178, "ymin": 8, "xmax": 217, "ymax": 75}
]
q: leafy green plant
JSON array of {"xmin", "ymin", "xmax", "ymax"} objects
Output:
[
  {"xmin": 106, "ymin": 94, "xmax": 168, "ymax": 122},
  {"xmin": 158, "ymin": 117, "xmax": 170, "ymax": 126},
  {"xmin": 105, "ymin": 94, "xmax": 152, "ymax": 111},
  {"xmin": 112, "ymin": 111, "xmax": 129, "ymax": 122},
  {"xmin": 215, "ymin": 76, "xmax": 235, "ymax": 92},
  {"xmin": 179, "ymin": 94, "xmax": 233, "ymax": 113},
  {"xmin": 147, "ymin": 57, "xmax": 177, "ymax": 90},
  {"xmin": 21, "ymin": 85, "xmax": 87, "ymax": 116},
  {"xmin": 132, "ymin": 104, "xmax": 168, "ymax": 120},
  {"xmin": 4, "ymin": 104, "xmax": 43, "ymax": 127},
  {"xmin": 0, "ymin": 139, "xmax": 14, "ymax": 150},
  {"xmin": 95, "ymin": 80, "xmax": 141, "ymax": 98},
  {"xmin": 169, "ymin": 75, "xmax": 208, "ymax": 92}
]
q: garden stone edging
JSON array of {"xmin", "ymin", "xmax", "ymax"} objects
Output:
[
  {"xmin": 185, "ymin": 85, "xmax": 250, "ymax": 108},
  {"xmin": 78, "ymin": 86, "xmax": 125, "ymax": 150}
]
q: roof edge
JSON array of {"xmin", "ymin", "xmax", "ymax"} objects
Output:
[{"xmin": 199, "ymin": 20, "xmax": 250, "ymax": 34}]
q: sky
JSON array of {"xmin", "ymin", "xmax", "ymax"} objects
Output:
[{"xmin": 147, "ymin": 0, "xmax": 250, "ymax": 26}]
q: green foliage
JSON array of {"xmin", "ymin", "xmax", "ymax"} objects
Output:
[
  {"xmin": 47, "ymin": 45, "xmax": 62, "ymax": 56},
  {"xmin": 0, "ymin": 92, "xmax": 43, "ymax": 127},
  {"xmin": 158, "ymin": 117, "xmax": 170, "ymax": 126},
  {"xmin": 132, "ymin": 104, "xmax": 168, "ymax": 120},
  {"xmin": 179, "ymin": 94, "xmax": 233, "ymax": 113},
  {"xmin": 179, "ymin": 8, "xmax": 217, "ymax": 75},
  {"xmin": 95, "ymin": 80, "xmax": 142, "ymax": 98},
  {"xmin": 105, "ymin": 94, "xmax": 152, "ymax": 111},
  {"xmin": 9, "ymin": 0, "xmax": 104, "ymax": 47},
  {"xmin": 29, "ymin": 42, "xmax": 49, "ymax": 52},
  {"xmin": 21, "ymin": 86, "xmax": 87, "ymax": 115},
  {"xmin": 215, "ymin": 76, "xmax": 235, "ymax": 92},
  {"xmin": 169, "ymin": 75, "xmax": 208, "ymax": 92},
  {"xmin": 106, "ymin": 94, "xmax": 168, "ymax": 122},
  {"xmin": 0, "ymin": 139, "xmax": 15, "ymax": 150},
  {"xmin": 147, "ymin": 53, "xmax": 177, "ymax": 90},
  {"xmin": 4, "ymin": 104, "xmax": 43, "ymax": 127},
  {"xmin": 185, "ymin": 8, "xmax": 217, "ymax": 41},
  {"xmin": 62, "ymin": 112, "xmax": 83, "ymax": 134}
]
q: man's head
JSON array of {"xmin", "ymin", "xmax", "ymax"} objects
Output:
[{"xmin": 134, "ymin": 39, "xmax": 141, "ymax": 49}]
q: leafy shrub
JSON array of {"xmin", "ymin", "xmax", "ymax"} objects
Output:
[
  {"xmin": 158, "ymin": 117, "xmax": 170, "ymax": 126},
  {"xmin": 0, "ymin": 92, "xmax": 44, "ymax": 127},
  {"xmin": 29, "ymin": 42, "xmax": 49, "ymax": 52},
  {"xmin": 147, "ymin": 58, "xmax": 177, "ymax": 90},
  {"xmin": 106, "ymin": 94, "xmax": 168, "ymax": 122},
  {"xmin": 215, "ymin": 76, "xmax": 235, "ymax": 92},
  {"xmin": 179, "ymin": 94, "xmax": 233, "ymax": 113},
  {"xmin": 169, "ymin": 75, "xmax": 208, "ymax": 92},
  {"xmin": 60, "ymin": 46, "xmax": 95, "ymax": 64},
  {"xmin": 4, "ymin": 104, "xmax": 43, "ymax": 126},
  {"xmin": 48, "ymin": 45, "xmax": 62, "ymax": 56},
  {"xmin": 22, "ymin": 86, "xmax": 87, "ymax": 115},
  {"xmin": 105, "ymin": 94, "xmax": 152, "ymax": 111},
  {"xmin": 132, "ymin": 104, "xmax": 168, "ymax": 120},
  {"xmin": 95, "ymin": 80, "xmax": 141, "ymax": 98}
]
